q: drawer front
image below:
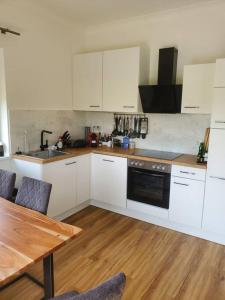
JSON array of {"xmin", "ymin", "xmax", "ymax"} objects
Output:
[{"xmin": 172, "ymin": 165, "xmax": 206, "ymax": 181}]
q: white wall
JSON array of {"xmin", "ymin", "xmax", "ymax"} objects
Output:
[
  {"xmin": 0, "ymin": 0, "xmax": 84, "ymax": 110},
  {"xmin": 84, "ymin": 1, "xmax": 225, "ymax": 83}
]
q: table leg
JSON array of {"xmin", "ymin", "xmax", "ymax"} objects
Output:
[{"xmin": 43, "ymin": 254, "xmax": 54, "ymax": 299}]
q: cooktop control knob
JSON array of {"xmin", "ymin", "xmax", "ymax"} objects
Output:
[
  {"xmin": 139, "ymin": 162, "xmax": 144, "ymax": 167},
  {"xmin": 130, "ymin": 161, "xmax": 134, "ymax": 166},
  {"xmin": 135, "ymin": 162, "xmax": 139, "ymax": 166},
  {"xmin": 152, "ymin": 165, "xmax": 156, "ymax": 169}
]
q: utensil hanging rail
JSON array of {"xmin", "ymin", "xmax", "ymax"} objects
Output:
[{"xmin": 0, "ymin": 26, "xmax": 21, "ymax": 36}]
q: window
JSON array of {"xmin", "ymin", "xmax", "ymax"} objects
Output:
[{"xmin": 0, "ymin": 48, "xmax": 10, "ymax": 156}]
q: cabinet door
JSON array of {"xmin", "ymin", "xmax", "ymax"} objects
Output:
[
  {"xmin": 76, "ymin": 154, "xmax": 91, "ymax": 205},
  {"xmin": 181, "ymin": 63, "xmax": 215, "ymax": 114},
  {"xmin": 91, "ymin": 154, "xmax": 127, "ymax": 208},
  {"xmin": 207, "ymin": 129, "xmax": 225, "ymax": 178},
  {"xmin": 214, "ymin": 58, "xmax": 225, "ymax": 88},
  {"xmin": 211, "ymin": 88, "xmax": 225, "ymax": 129},
  {"xmin": 103, "ymin": 47, "xmax": 140, "ymax": 112},
  {"xmin": 169, "ymin": 177, "xmax": 205, "ymax": 228},
  {"xmin": 43, "ymin": 158, "xmax": 77, "ymax": 218},
  {"xmin": 73, "ymin": 52, "xmax": 103, "ymax": 111},
  {"xmin": 203, "ymin": 175, "xmax": 225, "ymax": 235}
]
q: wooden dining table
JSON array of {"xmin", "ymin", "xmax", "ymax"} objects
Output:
[{"xmin": 0, "ymin": 197, "xmax": 82, "ymax": 299}]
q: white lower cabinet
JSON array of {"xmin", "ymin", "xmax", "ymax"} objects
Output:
[
  {"xmin": 12, "ymin": 154, "xmax": 91, "ymax": 218},
  {"xmin": 43, "ymin": 158, "xmax": 77, "ymax": 218},
  {"xmin": 202, "ymin": 176, "xmax": 225, "ymax": 236},
  {"xmin": 91, "ymin": 154, "xmax": 127, "ymax": 208},
  {"xmin": 169, "ymin": 166, "xmax": 205, "ymax": 229}
]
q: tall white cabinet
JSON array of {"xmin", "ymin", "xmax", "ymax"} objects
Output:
[
  {"xmin": 203, "ymin": 57, "xmax": 225, "ymax": 236},
  {"xmin": 181, "ymin": 63, "xmax": 215, "ymax": 114},
  {"xmin": 73, "ymin": 47, "xmax": 148, "ymax": 113}
]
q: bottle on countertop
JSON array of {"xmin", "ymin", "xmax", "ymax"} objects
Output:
[{"xmin": 197, "ymin": 142, "xmax": 206, "ymax": 163}]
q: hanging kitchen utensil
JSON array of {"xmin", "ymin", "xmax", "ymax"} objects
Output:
[
  {"xmin": 128, "ymin": 115, "xmax": 134, "ymax": 138},
  {"xmin": 140, "ymin": 117, "xmax": 148, "ymax": 139},
  {"xmin": 112, "ymin": 115, "xmax": 119, "ymax": 137},
  {"xmin": 118, "ymin": 116, "xmax": 122, "ymax": 136},
  {"xmin": 124, "ymin": 116, "xmax": 129, "ymax": 136},
  {"xmin": 137, "ymin": 116, "xmax": 141, "ymax": 138}
]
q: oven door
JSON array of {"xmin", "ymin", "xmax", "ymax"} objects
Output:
[{"xmin": 127, "ymin": 167, "xmax": 171, "ymax": 209}]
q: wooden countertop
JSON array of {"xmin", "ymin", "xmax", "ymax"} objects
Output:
[{"xmin": 12, "ymin": 147, "xmax": 207, "ymax": 169}]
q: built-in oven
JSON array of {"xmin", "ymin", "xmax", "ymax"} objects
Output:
[{"xmin": 127, "ymin": 159, "xmax": 171, "ymax": 209}]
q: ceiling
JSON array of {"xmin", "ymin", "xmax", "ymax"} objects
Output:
[{"xmin": 8, "ymin": 0, "xmax": 218, "ymax": 27}]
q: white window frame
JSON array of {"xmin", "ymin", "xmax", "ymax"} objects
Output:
[{"xmin": 0, "ymin": 48, "xmax": 10, "ymax": 157}]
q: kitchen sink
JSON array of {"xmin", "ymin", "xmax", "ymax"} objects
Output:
[{"xmin": 27, "ymin": 150, "xmax": 68, "ymax": 159}]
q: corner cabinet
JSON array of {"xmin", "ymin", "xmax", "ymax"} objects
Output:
[
  {"xmin": 73, "ymin": 52, "xmax": 103, "ymax": 111},
  {"xmin": 181, "ymin": 63, "xmax": 215, "ymax": 114},
  {"xmin": 73, "ymin": 47, "xmax": 148, "ymax": 113},
  {"xmin": 12, "ymin": 154, "xmax": 91, "ymax": 219},
  {"xmin": 91, "ymin": 154, "xmax": 127, "ymax": 208}
]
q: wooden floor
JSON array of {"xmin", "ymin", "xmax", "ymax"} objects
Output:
[{"xmin": 2, "ymin": 206, "xmax": 225, "ymax": 300}]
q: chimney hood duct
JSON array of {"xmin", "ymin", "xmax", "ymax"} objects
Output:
[{"xmin": 139, "ymin": 47, "xmax": 182, "ymax": 113}]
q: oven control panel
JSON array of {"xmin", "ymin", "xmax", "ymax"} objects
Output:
[{"xmin": 128, "ymin": 159, "xmax": 171, "ymax": 173}]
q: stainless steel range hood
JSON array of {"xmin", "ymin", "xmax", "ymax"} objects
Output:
[{"xmin": 139, "ymin": 47, "xmax": 182, "ymax": 113}]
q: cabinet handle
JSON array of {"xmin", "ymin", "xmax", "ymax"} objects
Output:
[
  {"xmin": 180, "ymin": 171, "xmax": 196, "ymax": 175},
  {"xmin": 102, "ymin": 159, "xmax": 114, "ymax": 163},
  {"xmin": 210, "ymin": 176, "xmax": 225, "ymax": 181},
  {"xmin": 65, "ymin": 161, "xmax": 77, "ymax": 165},
  {"xmin": 215, "ymin": 120, "xmax": 225, "ymax": 124},
  {"xmin": 173, "ymin": 182, "xmax": 189, "ymax": 187},
  {"xmin": 184, "ymin": 106, "xmax": 200, "ymax": 109},
  {"xmin": 123, "ymin": 105, "xmax": 135, "ymax": 108},
  {"xmin": 89, "ymin": 105, "xmax": 100, "ymax": 108}
]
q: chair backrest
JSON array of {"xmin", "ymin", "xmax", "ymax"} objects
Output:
[
  {"xmin": 51, "ymin": 273, "xmax": 126, "ymax": 300},
  {"xmin": 15, "ymin": 176, "xmax": 52, "ymax": 215},
  {"xmin": 0, "ymin": 169, "xmax": 16, "ymax": 200}
]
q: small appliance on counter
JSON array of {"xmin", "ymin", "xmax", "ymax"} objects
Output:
[{"xmin": 70, "ymin": 139, "xmax": 87, "ymax": 148}]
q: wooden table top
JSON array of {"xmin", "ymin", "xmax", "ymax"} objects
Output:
[{"xmin": 0, "ymin": 198, "xmax": 82, "ymax": 287}]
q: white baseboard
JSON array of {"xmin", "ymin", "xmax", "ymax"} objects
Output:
[{"xmin": 55, "ymin": 200, "xmax": 91, "ymax": 221}]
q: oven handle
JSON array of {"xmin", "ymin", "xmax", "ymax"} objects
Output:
[{"xmin": 132, "ymin": 169, "xmax": 165, "ymax": 178}]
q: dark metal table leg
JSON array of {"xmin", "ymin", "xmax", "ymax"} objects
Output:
[{"xmin": 43, "ymin": 254, "xmax": 54, "ymax": 299}]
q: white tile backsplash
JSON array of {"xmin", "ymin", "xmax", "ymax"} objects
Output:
[
  {"xmin": 84, "ymin": 112, "xmax": 211, "ymax": 155},
  {"xmin": 9, "ymin": 110, "xmax": 86, "ymax": 153},
  {"xmin": 9, "ymin": 110, "xmax": 211, "ymax": 155}
]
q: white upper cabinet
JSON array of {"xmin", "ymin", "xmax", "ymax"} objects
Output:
[
  {"xmin": 181, "ymin": 63, "xmax": 215, "ymax": 114},
  {"xmin": 103, "ymin": 47, "xmax": 142, "ymax": 112},
  {"xmin": 73, "ymin": 52, "xmax": 103, "ymax": 111},
  {"xmin": 73, "ymin": 47, "xmax": 148, "ymax": 112},
  {"xmin": 211, "ymin": 88, "xmax": 225, "ymax": 129},
  {"xmin": 214, "ymin": 58, "xmax": 225, "ymax": 88}
]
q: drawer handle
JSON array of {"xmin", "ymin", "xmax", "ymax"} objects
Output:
[
  {"xmin": 102, "ymin": 159, "xmax": 114, "ymax": 163},
  {"xmin": 184, "ymin": 106, "xmax": 200, "ymax": 109},
  {"xmin": 123, "ymin": 105, "xmax": 135, "ymax": 108},
  {"xmin": 174, "ymin": 182, "xmax": 189, "ymax": 187},
  {"xmin": 215, "ymin": 120, "xmax": 225, "ymax": 124},
  {"xmin": 180, "ymin": 171, "xmax": 196, "ymax": 175},
  {"xmin": 89, "ymin": 105, "xmax": 100, "ymax": 108},
  {"xmin": 210, "ymin": 176, "xmax": 225, "ymax": 181},
  {"xmin": 65, "ymin": 161, "xmax": 77, "ymax": 165}
]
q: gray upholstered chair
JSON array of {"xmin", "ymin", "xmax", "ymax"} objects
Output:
[
  {"xmin": 0, "ymin": 168, "xmax": 16, "ymax": 201},
  {"xmin": 50, "ymin": 273, "xmax": 126, "ymax": 300},
  {"xmin": 15, "ymin": 176, "xmax": 52, "ymax": 215}
]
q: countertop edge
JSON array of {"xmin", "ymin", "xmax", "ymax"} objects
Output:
[{"xmin": 12, "ymin": 148, "xmax": 207, "ymax": 170}]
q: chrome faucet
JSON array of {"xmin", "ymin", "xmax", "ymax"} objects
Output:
[{"xmin": 40, "ymin": 130, "xmax": 52, "ymax": 151}]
